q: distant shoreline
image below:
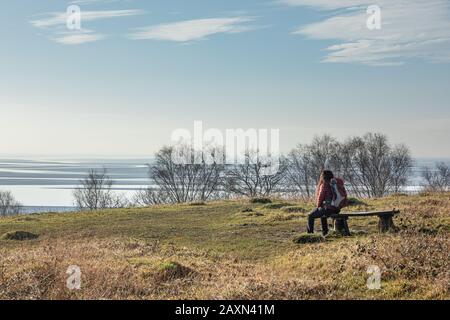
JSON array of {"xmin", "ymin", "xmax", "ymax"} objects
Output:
[{"xmin": 20, "ymin": 206, "xmax": 77, "ymax": 214}]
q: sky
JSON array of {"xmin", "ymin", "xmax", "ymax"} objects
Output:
[{"xmin": 1, "ymin": 0, "xmax": 450, "ymax": 158}]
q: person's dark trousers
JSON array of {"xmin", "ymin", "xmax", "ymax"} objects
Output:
[{"xmin": 307, "ymin": 207, "xmax": 340, "ymax": 235}]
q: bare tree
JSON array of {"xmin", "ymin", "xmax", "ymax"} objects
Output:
[
  {"xmin": 149, "ymin": 145, "xmax": 225, "ymax": 203},
  {"xmin": 390, "ymin": 144, "xmax": 413, "ymax": 193},
  {"xmin": 307, "ymin": 135, "xmax": 343, "ymax": 177},
  {"xmin": 285, "ymin": 135, "xmax": 342, "ymax": 198},
  {"xmin": 225, "ymin": 150, "xmax": 286, "ymax": 198},
  {"xmin": 342, "ymin": 133, "xmax": 412, "ymax": 197},
  {"xmin": 284, "ymin": 146, "xmax": 314, "ymax": 197},
  {"xmin": 133, "ymin": 188, "xmax": 170, "ymax": 206},
  {"xmin": 73, "ymin": 169, "xmax": 129, "ymax": 210},
  {"xmin": 422, "ymin": 162, "xmax": 450, "ymax": 192},
  {"xmin": 0, "ymin": 191, "xmax": 22, "ymax": 217}
]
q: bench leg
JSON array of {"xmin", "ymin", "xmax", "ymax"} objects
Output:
[
  {"xmin": 378, "ymin": 214, "xmax": 397, "ymax": 233},
  {"xmin": 343, "ymin": 219, "xmax": 350, "ymax": 235},
  {"xmin": 334, "ymin": 217, "xmax": 350, "ymax": 236}
]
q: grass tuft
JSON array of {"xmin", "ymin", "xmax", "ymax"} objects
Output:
[
  {"xmin": 262, "ymin": 202, "xmax": 293, "ymax": 210},
  {"xmin": 281, "ymin": 206, "xmax": 307, "ymax": 213},
  {"xmin": 1, "ymin": 230, "xmax": 39, "ymax": 241},
  {"xmin": 250, "ymin": 198, "xmax": 272, "ymax": 204},
  {"xmin": 188, "ymin": 201, "xmax": 206, "ymax": 206},
  {"xmin": 155, "ymin": 261, "xmax": 194, "ymax": 281},
  {"xmin": 292, "ymin": 233, "xmax": 325, "ymax": 244},
  {"xmin": 347, "ymin": 197, "xmax": 367, "ymax": 206}
]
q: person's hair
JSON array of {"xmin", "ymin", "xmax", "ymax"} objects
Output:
[{"xmin": 315, "ymin": 170, "xmax": 334, "ymax": 196}]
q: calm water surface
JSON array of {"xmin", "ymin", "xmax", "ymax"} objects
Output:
[{"xmin": 0, "ymin": 158, "xmax": 152, "ymax": 210}]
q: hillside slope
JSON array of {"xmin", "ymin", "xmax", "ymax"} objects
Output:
[{"xmin": 0, "ymin": 193, "xmax": 449, "ymax": 299}]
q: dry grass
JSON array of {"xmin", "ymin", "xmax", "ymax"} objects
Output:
[{"xmin": 0, "ymin": 193, "xmax": 449, "ymax": 300}]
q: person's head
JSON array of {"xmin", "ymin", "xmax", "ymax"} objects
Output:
[{"xmin": 318, "ymin": 170, "xmax": 334, "ymax": 186}]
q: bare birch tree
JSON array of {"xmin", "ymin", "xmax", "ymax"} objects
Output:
[
  {"xmin": 0, "ymin": 191, "xmax": 22, "ymax": 217},
  {"xmin": 149, "ymin": 146, "xmax": 225, "ymax": 203},
  {"xmin": 133, "ymin": 188, "xmax": 170, "ymax": 206},
  {"xmin": 73, "ymin": 169, "xmax": 128, "ymax": 210},
  {"xmin": 422, "ymin": 162, "xmax": 450, "ymax": 192},
  {"xmin": 342, "ymin": 133, "xmax": 412, "ymax": 197},
  {"xmin": 225, "ymin": 150, "xmax": 286, "ymax": 198},
  {"xmin": 285, "ymin": 135, "xmax": 342, "ymax": 197}
]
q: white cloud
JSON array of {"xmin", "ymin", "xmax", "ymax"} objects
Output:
[
  {"xmin": 31, "ymin": 9, "xmax": 143, "ymax": 28},
  {"xmin": 130, "ymin": 17, "xmax": 256, "ymax": 42},
  {"xmin": 53, "ymin": 31, "xmax": 105, "ymax": 45},
  {"xmin": 69, "ymin": 0, "xmax": 121, "ymax": 4},
  {"xmin": 31, "ymin": 8, "xmax": 142, "ymax": 45},
  {"xmin": 286, "ymin": 0, "xmax": 450, "ymax": 65},
  {"xmin": 280, "ymin": 0, "xmax": 371, "ymax": 10}
]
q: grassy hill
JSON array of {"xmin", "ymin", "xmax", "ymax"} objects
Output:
[{"xmin": 0, "ymin": 193, "xmax": 448, "ymax": 300}]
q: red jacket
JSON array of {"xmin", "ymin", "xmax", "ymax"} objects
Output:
[{"xmin": 315, "ymin": 182, "xmax": 334, "ymax": 208}]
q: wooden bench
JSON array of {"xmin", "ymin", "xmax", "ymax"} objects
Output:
[{"xmin": 330, "ymin": 209, "xmax": 400, "ymax": 236}]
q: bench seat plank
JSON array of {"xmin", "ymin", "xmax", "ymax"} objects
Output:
[{"xmin": 331, "ymin": 210, "xmax": 400, "ymax": 218}]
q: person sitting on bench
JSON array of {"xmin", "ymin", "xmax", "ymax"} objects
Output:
[{"xmin": 307, "ymin": 170, "xmax": 347, "ymax": 236}]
